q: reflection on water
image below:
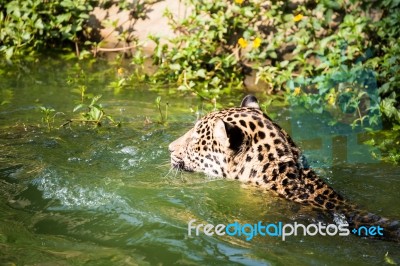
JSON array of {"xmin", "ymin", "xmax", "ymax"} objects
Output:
[{"xmin": 0, "ymin": 57, "xmax": 399, "ymax": 265}]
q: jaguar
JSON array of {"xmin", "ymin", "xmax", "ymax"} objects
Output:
[{"xmin": 169, "ymin": 95, "xmax": 399, "ymax": 242}]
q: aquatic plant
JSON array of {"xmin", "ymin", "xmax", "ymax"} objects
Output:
[
  {"xmin": 69, "ymin": 84, "xmax": 120, "ymax": 127},
  {"xmin": 155, "ymin": 96, "xmax": 168, "ymax": 125}
]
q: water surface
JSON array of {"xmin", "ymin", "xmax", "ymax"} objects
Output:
[{"xmin": 0, "ymin": 57, "xmax": 399, "ymax": 265}]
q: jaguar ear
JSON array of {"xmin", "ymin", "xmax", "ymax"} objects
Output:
[
  {"xmin": 214, "ymin": 119, "xmax": 244, "ymax": 152},
  {"xmin": 214, "ymin": 119, "xmax": 230, "ymax": 147},
  {"xmin": 240, "ymin": 95, "xmax": 260, "ymax": 109}
]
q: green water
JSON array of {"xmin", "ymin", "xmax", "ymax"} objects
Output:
[{"xmin": 0, "ymin": 57, "xmax": 399, "ymax": 265}]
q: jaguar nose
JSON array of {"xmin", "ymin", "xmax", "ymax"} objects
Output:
[{"xmin": 171, "ymin": 159, "xmax": 185, "ymax": 170}]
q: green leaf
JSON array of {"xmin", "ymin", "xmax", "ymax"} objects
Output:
[
  {"xmin": 243, "ymin": 8, "xmax": 254, "ymax": 18},
  {"xmin": 34, "ymin": 18, "xmax": 44, "ymax": 29},
  {"xmin": 73, "ymin": 104, "xmax": 86, "ymax": 112},
  {"xmin": 280, "ymin": 60, "xmax": 289, "ymax": 68},
  {"xmin": 90, "ymin": 95, "xmax": 102, "ymax": 106},
  {"xmin": 325, "ymin": 9, "xmax": 333, "ymax": 24},
  {"xmin": 90, "ymin": 106, "xmax": 103, "ymax": 120},
  {"xmin": 384, "ymin": 252, "xmax": 396, "ymax": 265},
  {"xmin": 269, "ymin": 51, "xmax": 277, "ymax": 59},
  {"xmin": 60, "ymin": 0, "xmax": 74, "ymax": 8},
  {"xmin": 57, "ymin": 13, "xmax": 71, "ymax": 23},
  {"xmin": 169, "ymin": 63, "xmax": 181, "ymax": 71},
  {"xmin": 209, "ymin": 57, "xmax": 221, "ymax": 64},
  {"xmin": 5, "ymin": 47, "xmax": 14, "ymax": 60},
  {"xmin": 286, "ymin": 79, "xmax": 295, "ymax": 90},
  {"xmin": 196, "ymin": 69, "xmax": 206, "ymax": 78},
  {"xmin": 21, "ymin": 32, "xmax": 31, "ymax": 41}
]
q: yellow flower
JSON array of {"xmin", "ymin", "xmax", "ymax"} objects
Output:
[
  {"xmin": 117, "ymin": 68, "xmax": 124, "ymax": 75},
  {"xmin": 327, "ymin": 95, "xmax": 336, "ymax": 106},
  {"xmin": 238, "ymin": 37, "xmax": 248, "ymax": 48},
  {"xmin": 235, "ymin": 0, "xmax": 244, "ymax": 4},
  {"xmin": 253, "ymin": 37, "xmax": 261, "ymax": 48},
  {"xmin": 293, "ymin": 14, "xmax": 304, "ymax": 22},
  {"xmin": 293, "ymin": 87, "xmax": 301, "ymax": 96},
  {"xmin": 325, "ymin": 88, "xmax": 337, "ymax": 106}
]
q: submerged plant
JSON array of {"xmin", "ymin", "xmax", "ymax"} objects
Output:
[
  {"xmin": 39, "ymin": 106, "xmax": 56, "ymax": 131},
  {"xmin": 155, "ymin": 96, "xmax": 168, "ymax": 125},
  {"xmin": 39, "ymin": 106, "xmax": 65, "ymax": 131}
]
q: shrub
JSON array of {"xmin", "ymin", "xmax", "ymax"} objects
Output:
[{"xmin": 0, "ymin": 0, "xmax": 95, "ymax": 61}]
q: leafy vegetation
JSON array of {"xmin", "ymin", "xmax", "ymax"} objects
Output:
[
  {"xmin": 148, "ymin": 1, "xmax": 268, "ymax": 100},
  {"xmin": 0, "ymin": 0, "xmax": 95, "ymax": 61},
  {"xmin": 0, "ymin": 0, "xmax": 153, "ymax": 61},
  {"xmin": 145, "ymin": 0, "xmax": 400, "ymax": 163},
  {"xmin": 147, "ymin": 0, "xmax": 399, "ymax": 125}
]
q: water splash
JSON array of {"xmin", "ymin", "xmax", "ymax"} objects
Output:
[
  {"xmin": 333, "ymin": 212, "xmax": 349, "ymax": 226},
  {"xmin": 32, "ymin": 168, "xmax": 131, "ymax": 213}
]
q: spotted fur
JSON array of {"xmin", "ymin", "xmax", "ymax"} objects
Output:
[{"xmin": 169, "ymin": 95, "xmax": 399, "ymax": 242}]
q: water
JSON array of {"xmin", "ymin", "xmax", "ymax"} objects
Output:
[{"xmin": 0, "ymin": 56, "xmax": 399, "ymax": 265}]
